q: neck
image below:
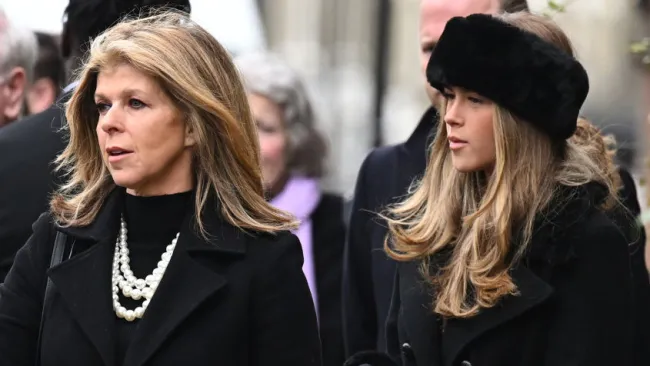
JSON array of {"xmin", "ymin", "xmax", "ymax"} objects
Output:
[
  {"xmin": 126, "ymin": 155, "xmax": 195, "ymax": 196},
  {"xmin": 123, "ymin": 190, "xmax": 193, "ymax": 241},
  {"xmin": 265, "ymin": 173, "xmax": 290, "ymax": 201},
  {"xmin": 126, "ymin": 186, "xmax": 193, "ymax": 197}
]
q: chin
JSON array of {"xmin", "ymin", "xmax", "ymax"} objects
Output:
[
  {"xmin": 110, "ymin": 173, "xmax": 141, "ymax": 190},
  {"xmin": 451, "ymin": 159, "xmax": 483, "ymax": 173},
  {"xmin": 453, "ymin": 166, "xmax": 477, "ymax": 173}
]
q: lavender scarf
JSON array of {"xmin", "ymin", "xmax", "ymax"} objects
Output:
[{"xmin": 270, "ymin": 176, "xmax": 322, "ymax": 317}]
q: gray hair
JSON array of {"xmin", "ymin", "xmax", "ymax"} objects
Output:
[
  {"xmin": 235, "ymin": 52, "xmax": 326, "ymax": 178},
  {"xmin": 0, "ymin": 8, "xmax": 38, "ymax": 85}
]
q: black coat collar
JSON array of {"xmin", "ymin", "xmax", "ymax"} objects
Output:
[
  {"xmin": 49, "ymin": 187, "xmax": 247, "ymax": 366},
  {"xmin": 525, "ymin": 182, "xmax": 608, "ymax": 265}
]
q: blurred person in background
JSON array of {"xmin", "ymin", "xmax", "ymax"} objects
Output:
[
  {"xmin": 0, "ymin": 12, "xmax": 321, "ymax": 365},
  {"xmin": 342, "ymin": 0, "xmax": 531, "ymax": 357},
  {"xmin": 0, "ymin": 0, "xmax": 193, "ymax": 282},
  {"xmin": 26, "ymin": 32, "xmax": 64, "ymax": 115},
  {"xmin": 0, "ymin": 6, "xmax": 37, "ymax": 127},
  {"xmin": 236, "ymin": 52, "xmax": 346, "ymax": 366}
]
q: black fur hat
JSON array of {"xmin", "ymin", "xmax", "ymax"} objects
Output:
[{"xmin": 426, "ymin": 14, "xmax": 589, "ymax": 141}]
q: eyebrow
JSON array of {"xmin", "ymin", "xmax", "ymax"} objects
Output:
[{"xmin": 94, "ymin": 88, "xmax": 147, "ymax": 100}]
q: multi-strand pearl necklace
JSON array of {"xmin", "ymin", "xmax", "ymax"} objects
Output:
[{"xmin": 111, "ymin": 216, "xmax": 179, "ymax": 321}]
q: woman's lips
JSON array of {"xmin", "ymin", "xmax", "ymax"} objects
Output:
[{"xmin": 448, "ymin": 136, "xmax": 468, "ymax": 150}]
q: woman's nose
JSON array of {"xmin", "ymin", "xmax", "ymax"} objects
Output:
[
  {"xmin": 444, "ymin": 101, "xmax": 463, "ymax": 126},
  {"xmin": 99, "ymin": 107, "xmax": 123, "ymax": 134}
]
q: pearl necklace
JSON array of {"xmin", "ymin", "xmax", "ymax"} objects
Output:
[{"xmin": 111, "ymin": 216, "xmax": 179, "ymax": 321}]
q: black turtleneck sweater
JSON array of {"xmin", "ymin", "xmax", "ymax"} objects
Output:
[{"xmin": 116, "ymin": 191, "xmax": 192, "ymax": 364}]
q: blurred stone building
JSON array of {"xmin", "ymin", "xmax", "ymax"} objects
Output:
[{"xmin": 256, "ymin": 0, "xmax": 648, "ymax": 196}]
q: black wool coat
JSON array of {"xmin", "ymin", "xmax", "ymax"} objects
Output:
[
  {"xmin": 383, "ymin": 183, "xmax": 644, "ymax": 366},
  {"xmin": 342, "ymin": 108, "xmax": 437, "ymax": 356},
  {"xmin": 0, "ymin": 188, "xmax": 322, "ymax": 366},
  {"xmin": 311, "ymin": 193, "xmax": 346, "ymax": 366}
]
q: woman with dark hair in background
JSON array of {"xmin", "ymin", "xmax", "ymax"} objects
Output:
[
  {"xmin": 26, "ymin": 32, "xmax": 65, "ymax": 115},
  {"xmin": 236, "ymin": 52, "xmax": 346, "ymax": 366}
]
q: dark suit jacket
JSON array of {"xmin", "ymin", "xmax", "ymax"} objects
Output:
[
  {"xmin": 311, "ymin": 193, "xmax": 346, "ymax": 366},
  {"xmin": 342, "ymin": 108, "xmax": 437, "ymax": 356},
  {"xmin": 0, "ymin": 100, "xmax": 67, "ymax": 282},
  {"xmin": 0, "ymin": 188, "xmax": 322, "ymax": 366}
]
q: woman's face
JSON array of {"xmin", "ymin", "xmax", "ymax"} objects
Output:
[
  {"xmin": 248, "ymin": 93, "xmax": 288, "ymax": 191},
  {"xmin": 443, "ymin": 86, "xmax": 496, "ymax": 174},
  {"xmin": 95, "ymin": 63, "xmax": 195, "ymax": 196}
]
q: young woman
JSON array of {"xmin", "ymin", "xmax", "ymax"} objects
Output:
[
  {"xmin": 361, "ymin": 12, "xmax": 640, "ymax": 366},
  {"xmin": 0, "ymin": 12, "xmax": 321, "ymax": 366}
]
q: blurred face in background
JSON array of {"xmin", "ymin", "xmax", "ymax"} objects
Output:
[
  {"xmin": 0, "ymin": 66, "xmax": 28, "ymax": 127},
  {"xmin": 27, "ymin": 77, "xmax": 58, "ymax": 115},
  {"xmin": 419, "ymin": 0, "xmax": 500, "ymax": 106},
  {"xmin": 248, "ymin": 93, "xmax": 288, "ymax": 192}
]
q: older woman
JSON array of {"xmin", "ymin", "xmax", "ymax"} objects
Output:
[
  {"xmin": 236, "ymin": 53, "xmax": 346, "ymax": 366},
  {"xmin": 0, "ymin": 12, "xmax": 321, "ymax": 366}
]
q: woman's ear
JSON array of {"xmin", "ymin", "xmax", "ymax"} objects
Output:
[{"xmin": 184, "ymin": 124, "xmax": 196, "ymax": 147}]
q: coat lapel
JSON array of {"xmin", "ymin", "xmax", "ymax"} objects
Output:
[
  {"xmin": 399, "ymin": 260, "xmax": 442, "ymax": 366},
  {"xmin": 441, "ymin": 264, "xmax": 553, "ymax": 366},
  {"xmin": 122, "ymin": 199, "xmax": 247, "ymax": 366},
  {"xmin": 48, "ymin": 189, "xmax": 124, "ymax": 366}
]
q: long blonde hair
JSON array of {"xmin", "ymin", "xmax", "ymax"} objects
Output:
[
  {"xmin": 51, "ymin": 10, "xmax": 298, "ymax": 234},
  {"xmin": 384, "ymin": 12, "xmax": 620, "ymax": 318}
]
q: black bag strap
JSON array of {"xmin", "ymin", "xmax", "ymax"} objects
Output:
[{"xmin": 35, "ymin": 231, "xmax": 67, "ymax": 366}]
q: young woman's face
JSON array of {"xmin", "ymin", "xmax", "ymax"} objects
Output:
[
  {"xmin": 443, "ymin": 86, "xmax": 496, "ymax": 174},
  {"xmin": 95, "ymin": 63, "xmax": 195, "ymax": 196}
]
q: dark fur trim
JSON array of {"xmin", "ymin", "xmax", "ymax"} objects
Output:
[
  {"xmin": 525, "ymin": 182, "xmax": 608, "ymax": 265},
  {"xmin": 426, "ymin": 14, "xmax": 589, "ymax": 141}
]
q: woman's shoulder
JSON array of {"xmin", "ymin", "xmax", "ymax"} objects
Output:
[
  {"xmin": 30, "ymin": 211, "xmax": 59, "ymax": 242},
  {"xmin": 1, "ymin": 211, "xmax": 59, "ymax": 285},
  {"xmin": 530, "ymin": 183, "xmax": 631, "ymax": 265},
  {"xmin": 245, "ymin": 230, "xmax": 304, "ymax": 263},
  {"xmin": 559, "ymin": 202, "xmax": 632, "ymax": 266}
]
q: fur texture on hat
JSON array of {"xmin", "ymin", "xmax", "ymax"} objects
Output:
[{"xmin": 426, "ymin": 14, "xmax": 589, "ymax": 141}]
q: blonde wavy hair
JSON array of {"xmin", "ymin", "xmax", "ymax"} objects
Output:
[
  {"xmin": 384, "ymin": 12, "xmax": 621, "ymax": 318},
  {"xmin": 51, "ymin": 11, "xmax": 298, "ymax": 234}
]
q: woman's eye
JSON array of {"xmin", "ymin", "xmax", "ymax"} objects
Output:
[
  {"xmin": 442, "ymin": 92, "xmax": 455, "ymax": 100},
  {"xmin": 95, "ymin": 102, "xmax": 110, "ymax": 114},
  {"xmin": 255, "ymin": 120, "xmax": 281, "ymax": 134},
  {"xmin": 468, "ymin": 96, "xmax": 485, "ymax": 104},
  {"xmin": 128, "ymin": 99, "xmax": 146, "ymax": 109},
  {"xmin": 421, "ymin": 41, "xmax": 436, "ymax": 54}
]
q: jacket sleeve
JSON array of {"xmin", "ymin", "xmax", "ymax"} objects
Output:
[
  {"xmin": 543, "ymin": 216, "xmax": 636, "ymax": 366},
  {"xmin": 342, "ymin": 269, "xmax": 401, "ymax": 366},
  {"xmin": 0, "ymin": 213, "xmax": 53, "ymax": 366},
  {"xmin": 342, "ymin": 151, "xmax": 379, "ymax": 356},
  {"xmin": 250, "ymin": 233, "xmax": 322, "ymax": 366}
]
